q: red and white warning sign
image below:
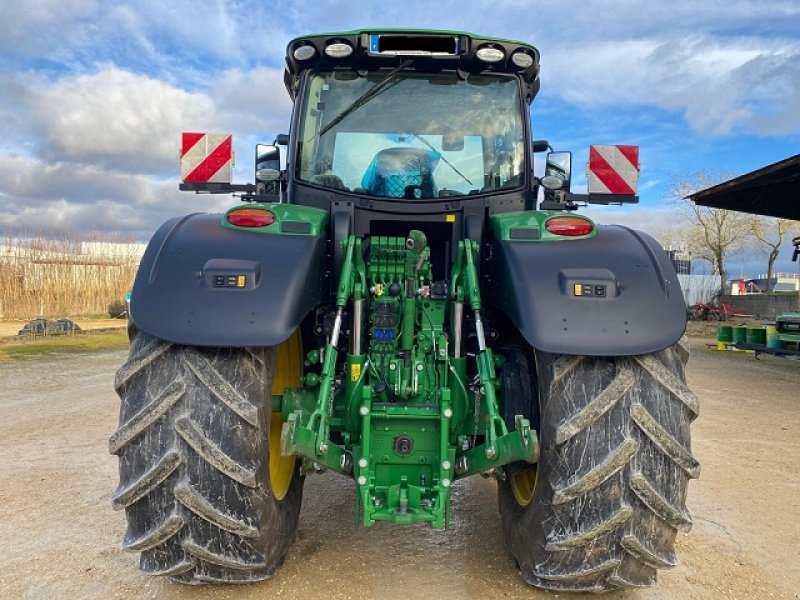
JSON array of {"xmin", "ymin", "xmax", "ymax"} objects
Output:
[
  {"xmin": 587, "ymin": 145, "xmax": 640, "ymax": 195},
  {"xmin": 181, "ymin": 132, "xmax": 233, "ymax": 183}
]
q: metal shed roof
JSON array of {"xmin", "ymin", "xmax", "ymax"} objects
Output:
[{"xmin": 688, "ymin": 153, "xmax": 800, "ymax": 220}]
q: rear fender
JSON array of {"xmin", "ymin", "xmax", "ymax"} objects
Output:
[
  {"xmin": 131, "ymin": 206, "xmax": 328, "ymax": 347},
  {"xmin": 488, "ymin": 214, "xmax": 686, "ymax": 356}
]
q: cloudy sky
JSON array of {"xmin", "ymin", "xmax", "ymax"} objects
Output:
[{"xmin": 1, "ymin": 0, "xmax": 799, "ymax": 275}]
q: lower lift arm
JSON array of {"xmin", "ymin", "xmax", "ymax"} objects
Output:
[
  {"xmin": 450, "ymin": 240, "xmax": 538, "ymax": 477},
  {"xmin": 282, "ymin": 236, "xmax": 363, "ymax": 475}
]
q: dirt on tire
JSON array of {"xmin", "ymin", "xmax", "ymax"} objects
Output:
[
  {"xmin": 112, "ymin": 331, "xmax": 303, "ymax": 583},
  {"xmin": 500, "ymin": 341, "xmax": 699, "ymax": 592}
]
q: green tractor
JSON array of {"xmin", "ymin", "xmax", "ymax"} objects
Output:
[{"xmin": 111, "ymin": 30, "xmax": 699, "ymax": 592}]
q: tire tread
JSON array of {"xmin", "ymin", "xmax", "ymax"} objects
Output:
[
  {"xmin": 499, "ymin": 340, "xmax": 698, "ymax": 592},
  {"xmin": 111, "ymin": 331, "xmax": 303, "ymax": 584}
]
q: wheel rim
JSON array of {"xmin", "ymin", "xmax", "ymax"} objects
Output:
[
  {"xmin": 270, "ymin": 330, "xmax": 303, "ymax": 501},
  {"xmin": 510, "ymin": 465, "xmax": 538, "ymax": 507}
]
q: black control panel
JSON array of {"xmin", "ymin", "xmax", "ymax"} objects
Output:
[
  {"xmin": 203, "ymin": 258, "xmax": 259, "ymax": 291},
  {"xmin": 213, "ymin": 275, "xmax": 247, "ymax": 288},
  {"xmin": 573, "ymin": 283, "xmax": 607, "ymax": 297}
]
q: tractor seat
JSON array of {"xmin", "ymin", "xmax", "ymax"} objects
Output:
[{"xmin": 361, "ymin": 147, "xmax": 438, "ymax": 199}]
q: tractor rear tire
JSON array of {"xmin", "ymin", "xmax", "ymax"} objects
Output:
[
  {"xmin": 110, "ymin": 329, "xmax": 304, "ymax": 584},
  {"xmin": 498, "ymin": 339, "xmax": 699, "ymax": 592}
]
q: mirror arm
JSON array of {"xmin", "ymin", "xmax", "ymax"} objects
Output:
[
  {"xmin": 532, "ymin": 139, "xmax": 551, "ymax": 153},
  {"xmin": 179, "ymin": 182, "xmax": 281, "ymax": 203},
  {"xmin": 180, "ymin": 182, "xmax": 258, "ymax": 194},
  {"xmin": 539, "ymin": 190, "xmax": 579, "ymax": 211},
  {"xmin": 564, "ymin": 192, "xmax": 639, "ymax": 205}
]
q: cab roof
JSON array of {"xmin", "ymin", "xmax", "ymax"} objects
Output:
[{"xmin": 283, "ymin": 29, "xmax": 541, "ymax": 103}]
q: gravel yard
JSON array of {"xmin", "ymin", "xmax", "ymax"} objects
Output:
[{"xmin": 0, "ymin": 341, "xmax": 798, "ymax": 600}]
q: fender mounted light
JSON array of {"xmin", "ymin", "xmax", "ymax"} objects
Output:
[
  {"xmin": 545, "ymin": 216, "xmax": 593, "ymax": 237},
  {"xmin": 226, "ymin": 208, "xmax": 276, "ymax": 228}
]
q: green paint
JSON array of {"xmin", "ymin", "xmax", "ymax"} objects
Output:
[
  {"xmin": 745, "ymin": 327, "xmax": 767, "ymax": 345},
  {"xmin": 221, "ymin": 203, "xmax": 328, "ymax": 235},
  {"xmin": 490, "ymin": 210, "xmax": 597, "ymax": 242},
  {"xmin": 281, "ymin": 229, "xmax": 538, "ymax": 528},
  {"xmin": 777, "ymin": 313, "xmax": 800, "ymax": 346}
]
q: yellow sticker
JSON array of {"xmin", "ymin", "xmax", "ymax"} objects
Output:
[
  {"xmin": 351, "ymin": 363, "xmax": 361, "ymax": 382},
  {"xmin": 445, "ymin": 214, "xmax": 456, "ymax": 223},
  {"xmin": 573, "ymin": 283, "xmax": 582, "ymax": 296},
  {"xmin": 237, "ymin": 275, "xmax": 246, "ymax": 288}
]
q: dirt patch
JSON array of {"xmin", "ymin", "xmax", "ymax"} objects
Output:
[
  {"xmin": 685, "ymin": 319, "xmax": 771, "ymax": 339},
  {"xmin": 0, "ymin": 342, "xmax": 798, "ymax": 599}
]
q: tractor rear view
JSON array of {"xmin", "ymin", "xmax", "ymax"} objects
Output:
[{"xmin": 111, "ymin": 30, "xmax": 698, "ymax": 592}]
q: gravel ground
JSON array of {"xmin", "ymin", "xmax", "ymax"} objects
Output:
[{"xmin": 0, "ymin": 341, "xmax": 798, "ymax": 600}]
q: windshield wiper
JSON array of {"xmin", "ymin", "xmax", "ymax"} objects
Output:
[
  {"xmin": 409, "ymin": 133, "xmax": 473, "ymax": 187},
  {"xmin": 314, "ymin": 59, "xmax": 415, "ymax": 140}
]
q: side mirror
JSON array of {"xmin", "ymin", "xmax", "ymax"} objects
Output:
[
  {"xmin": 255, "ymin": 144, "xmax": 280, "ymax": 183},
  {"xmin": 541, "ymin": 151, "xmax": 572, "ymax": 191}
]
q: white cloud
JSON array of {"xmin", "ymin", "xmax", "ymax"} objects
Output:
[
  {"xmin": 0, "ymin": 0, "xmax": 98, "ymax": 57},
  {"xmin": 103, "ymin": 0, "xmax": 292, "ymax": 70},
  {"xmin": 215, "ymin": 67, "xmax": 293, "ymax": 134},
  {"xmin": 0, "ymin": 60, "xmax": 293, "ymax": 236},
  {"xmin": 33, "ymin": 66, "xmax": 214, "ymax": 174},
  {"xmin": 543, "ymin": 36, "xmax": 800, "ymax": 135},
  {"xmin": 105, "ymin": 4, "xmax": 157, "ymax": 58},
  {"xmin": 0, "ymin": 63, "xmax": 292, "ymax": 178},
  {"xmin": 0, "ymin": 154, "xmax": 221, "ymax": 237}
]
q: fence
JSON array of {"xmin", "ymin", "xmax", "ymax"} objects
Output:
[
  {"xmin": 0, "ymin": 236, "xmax": 143, "ymax": 319},
  {"xmin": 677, "ymin": 274, "xmax": 722, "ymax": 306},
  {"xmin": 720, "ymin": 294, "xmax": 800, "ymax": 319}
]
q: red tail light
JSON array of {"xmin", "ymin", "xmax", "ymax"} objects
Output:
[
  {"xmin": 545, "ymin": 216, "xmax": 593, "ymax": 237},
  {"xmin": 226, "ymin": 208, "xmax": 276, "ymax": 228}
]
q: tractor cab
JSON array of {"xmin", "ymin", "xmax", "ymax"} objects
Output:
[{"xmin": 277, "ymin": 31, "xmax": 539, "ymax": 210}]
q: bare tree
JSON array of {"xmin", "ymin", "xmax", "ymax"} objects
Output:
[
  {"xmin": 751, "ymin": 217, "xmax": 800, "ymax": 291},
  {"xmin": 651, "ymin": 223, "xmax": 690, "ymax": 252},
  {"xmin": 670, "ymin": 173, "xmax": 752, "ymax": 298}
]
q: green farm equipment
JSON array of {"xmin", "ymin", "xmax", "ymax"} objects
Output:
[
  {"xmin": 111, "ymin": 30, "xmax": 698, "ymax": 592},
  {"xmin": 778, "ymin": 237, "xmax": 800, "ymax": 350}
]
